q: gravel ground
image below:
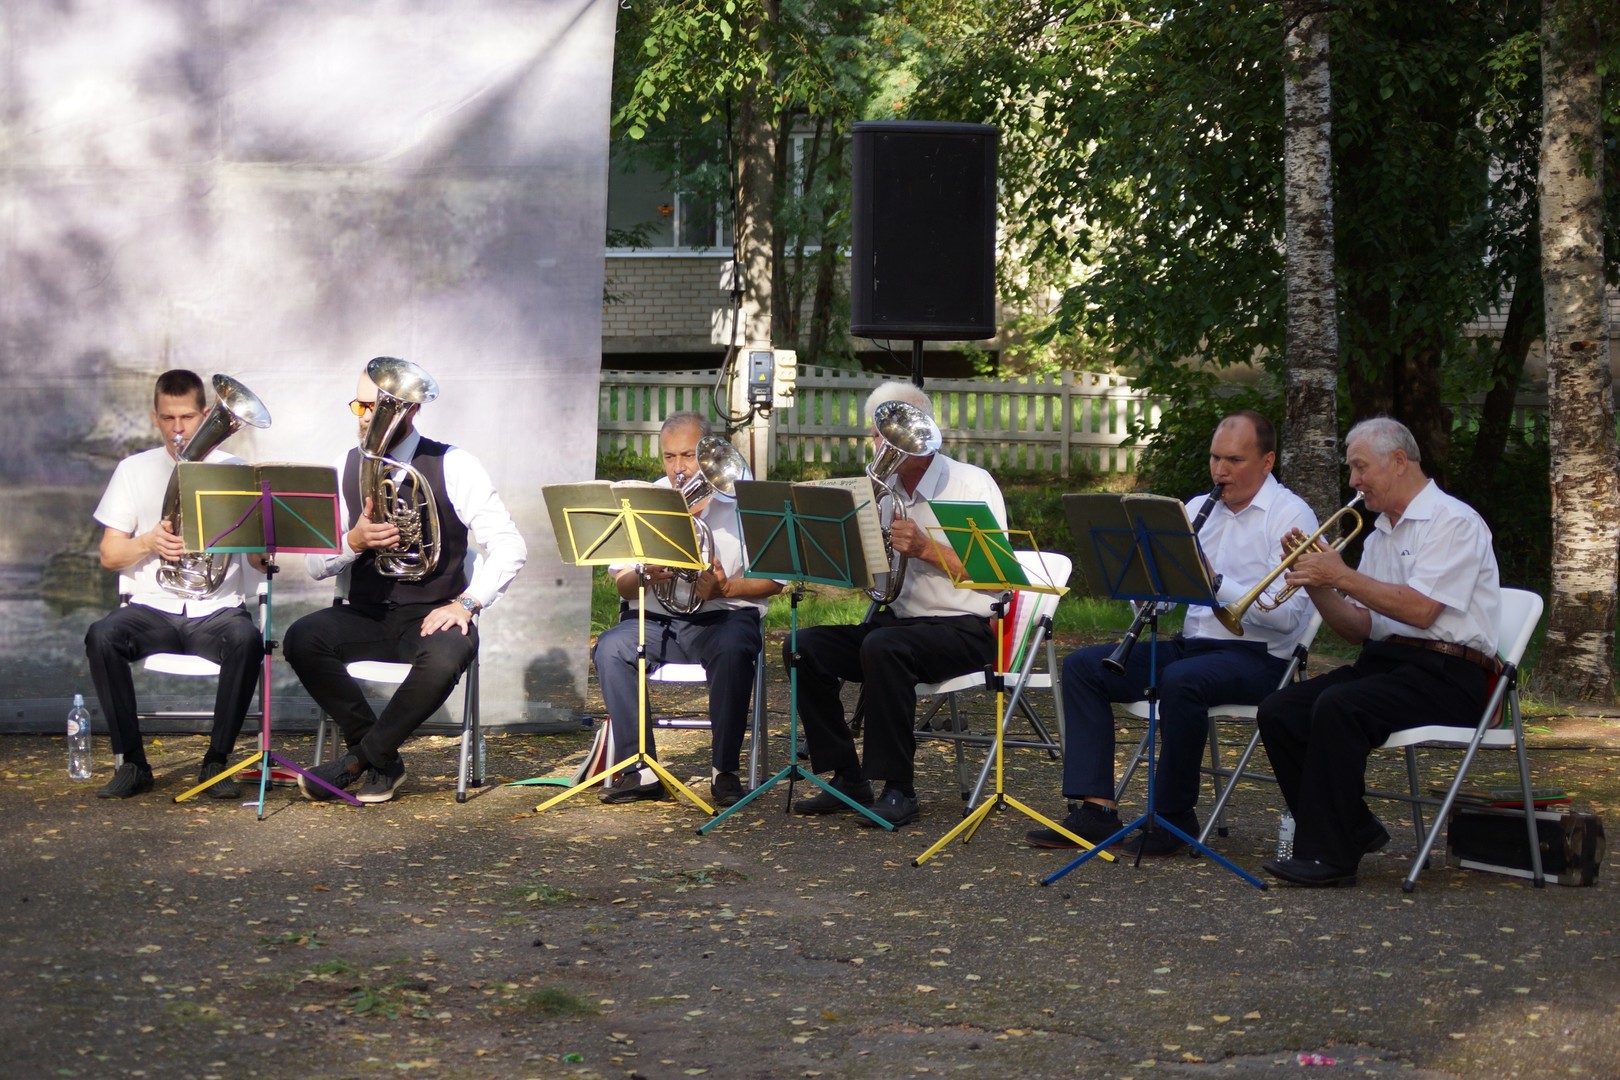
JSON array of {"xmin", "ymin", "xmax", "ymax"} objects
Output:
[{"xmin": 3, "ymin": 637, "xmax": 1618, "ymax": 1080}]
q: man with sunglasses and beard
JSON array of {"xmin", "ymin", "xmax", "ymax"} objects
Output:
[{"xmin": 284, "ymin": 357, "xmax": 526, "ymax": 805}]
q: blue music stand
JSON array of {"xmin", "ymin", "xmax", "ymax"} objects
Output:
[{"xmin": 1041, "ymin": 494, "xmax": 1267, "ymax": 889}]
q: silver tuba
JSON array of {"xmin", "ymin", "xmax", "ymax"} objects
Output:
[
  {"xmin": 864, "ymin": 399, "xmax": 942, "ymax": 605},
  {"xmin": 360, "ymin": 356, "xmax": 442, "ymax": 580},
  {"xmin": 157, "ymin": 374, "xmax": 273, "ymax": 599},
  {"xmin": 652, "ymin": 435, "xmax": 749, "ymax": 614}
]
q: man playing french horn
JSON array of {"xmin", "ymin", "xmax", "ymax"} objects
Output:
[
  {"xmin": 592, "ymin": 412, "xmax": 782, "ymax": 808},
  {"xmin": 791, "ymin": 382, "xmax": 1007, "ymax": 828},
  {"xmin": 285, "ymin": 357, "xmax": 526, "ymax": 805},
  {"xmin": 84, "ymin": 369, "xmax": 269, "ymax": 800}
]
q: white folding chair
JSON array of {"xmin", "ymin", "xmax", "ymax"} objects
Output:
[
  {"xmin": 913, "ymin": 551, "xmax": 1071, "ymax": 808},
  {"xmin": 1115, "ymin": 610, "xmax": 1324, "ymax": 844},
  {"xmin": 123, "ymin": 583, "xmax": 268, "ymax": 764},
  {"xmin": 312, "ymin": 632, "xmax": 484, "ymax": 803},
  {"xmin": 1366, "ymin": 587, "xmax": 1545, "ymax": 892},
  {"xmin": 645, "ymin": 620, "xmax": 770, "ymax": 787}
]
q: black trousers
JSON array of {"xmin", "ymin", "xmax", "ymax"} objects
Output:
[
  {"xmin": 84, "ymin": 603, "xmax": 261, "ymax": 765},
  {"xmin": 282, "ymin": 601, "xmax": 478, "ymax": 772},
  {"xmin": 1256, "ymin": 640, "xmax": 1487, "ymax": 869},
  {"xmin": 593, "ymin": 607, "xmax": 763, "ymax": 773},
  {"xmin": 789, "ymin": 610, "xmax": 994, "ymax": 790}
]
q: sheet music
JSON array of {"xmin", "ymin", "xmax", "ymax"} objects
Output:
[{"xmin": 799, "ymin": 476, "xmax": 889, "ymax": 583}]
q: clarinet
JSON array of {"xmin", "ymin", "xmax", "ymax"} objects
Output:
[{"xmin": 1101, "ymin": 482, "xmax": 1224, "ymax": 674}]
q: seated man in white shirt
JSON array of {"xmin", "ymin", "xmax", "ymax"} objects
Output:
[
  {"xmin": 1026, "ymin": 411, "xmax": 1318, "ymax": 856},
  {"xmin": 591, "ymin": 412, "xmax": 783, "ymax": 807},
  {"xmin": 84, "ymin": 369, "xmax": 265, "ymax": 799},
  {"xmin": 791, "ymin": 382, "xmax": 1007, "ymax": 828},
  {"xmin": 284, "ymin": 358, "xmax": 526, "ymax": 805}
]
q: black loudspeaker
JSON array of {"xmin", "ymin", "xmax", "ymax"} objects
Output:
[{"xmin": 850, "ymin": 121, "xmax": 998, "ymax": 341}]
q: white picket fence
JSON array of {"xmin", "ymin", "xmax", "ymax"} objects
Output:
[{"xmin": 598, "ymin": 367, "xmax": 1160, "ymax": 477}]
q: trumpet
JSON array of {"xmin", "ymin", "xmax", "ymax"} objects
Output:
[{"xmin": 1212, "ymin": 493, "xmax": 1365, "ymax": 636}]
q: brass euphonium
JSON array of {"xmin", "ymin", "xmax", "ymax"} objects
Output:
[
  {"xmin": 864, "ymin": 400, "xmax": 943, "ymax": 605},
  {"xmin": 652, "ymin": 435, "xmax": 749, "ymax": 614},
  {"xmin": 1212, "ymin": 493, "xmax": 1365, "ymax": 635},
  {"xmin": 157, "ymin": 374, "xmax": 272, "ymax": 599},
  {"xmin": 361, "ymin": 356, "xmax": 442, "ymax": 581}
]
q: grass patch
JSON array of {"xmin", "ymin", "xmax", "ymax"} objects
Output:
[
  {"xmin": 518, "ymin": 987, "xmax": 600, "ymax": 1018},
  {"xmin": 305, "ymin": 958, "xmax": 356, "ymax": 978}
]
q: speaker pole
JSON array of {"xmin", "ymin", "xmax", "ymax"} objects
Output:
[{"xmin": 911, "ymin": 340, "xmax": 925, "ymax": 389}]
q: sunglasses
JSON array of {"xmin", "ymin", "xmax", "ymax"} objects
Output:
[{"xmin": 348, "ymin": 399, "xmax": 377, "ymax": 417}]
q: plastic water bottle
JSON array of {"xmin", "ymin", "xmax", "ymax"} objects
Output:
[
  {"xmin": 1276, "ymin": 809, "xmax": 1296, "ymax": 860},
  {"xmin": 67, "ymin": 693, "xmax": 93, "ymax": 780}
]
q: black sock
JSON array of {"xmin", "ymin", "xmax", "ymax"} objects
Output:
[{"xmin": 202, "ymin": 751, "xmax": 228, "ymax": 766}]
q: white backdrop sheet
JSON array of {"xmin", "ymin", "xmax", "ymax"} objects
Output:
[{"xmin": 0, "ymin": 0, "xmax": 614, "ymax": 730}]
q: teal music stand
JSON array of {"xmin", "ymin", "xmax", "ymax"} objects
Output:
[{"xmin": 699, "ymin": 480, "xmax": 896, "ymax": 834}]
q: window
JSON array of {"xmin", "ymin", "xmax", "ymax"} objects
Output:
[{"xmin": 606, "ymin": 139, "xmax": 730, "ymax": 252}]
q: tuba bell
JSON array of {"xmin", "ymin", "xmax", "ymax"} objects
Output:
[
  {"xmin": 863, "ymin": 400, "xmax": 942, "ymax": 605},
  {"xmin": 652, "ymin": 435, "xmax": 749, "ymax": 614},
  {"xmin": 157, "ymin": 374, "xmax": 272, "ymax": 599},
  {"xmin": 360, "ymin": 356, "xmax": 442, "ymax": 580}
]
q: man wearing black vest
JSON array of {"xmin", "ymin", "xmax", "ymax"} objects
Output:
[{"xmin": 285, "ymin": 358, "xmax": 526, "ymax": 804}]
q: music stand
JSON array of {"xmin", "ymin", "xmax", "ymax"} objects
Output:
[
  {"xmin": 910, "ymin": 503, "xmax": 1109, "ymax": 865},
  {"xmin": 699, "ymin": 479, "xmax": 897, "ymax": 833},
  {"xmin": 1040, "ymin": 494, "xmax": 1266, "ymax": 889},
  {"xmin": 165, "ymin": 464, "xmax": 351, "ymax": 815},
  {"xmin": 534, "ymin": 481, "xmax": 716, "ymax": 815}
]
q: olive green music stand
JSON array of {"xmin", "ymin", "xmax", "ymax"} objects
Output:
[{"xmin": 534, "ymin": 481, "xmax": 715, "ymax": 815}]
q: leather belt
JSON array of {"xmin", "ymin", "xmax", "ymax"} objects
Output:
[{"xmin": 1384, "ymin": 634, "xmax": 1499, "ymax": 673}]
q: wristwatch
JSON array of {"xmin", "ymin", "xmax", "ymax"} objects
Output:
[{"xmin": 456, "ymin": 595, "xmax": 481, "ymax": 615}]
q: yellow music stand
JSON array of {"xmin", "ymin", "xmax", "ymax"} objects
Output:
[
  {"xmin": 912, "ymin": 502, "xmax": 1113, "ymax": 866},
  {"xmin": 534, "ymin": 481, "xmax": 715, "ymax": 815}
]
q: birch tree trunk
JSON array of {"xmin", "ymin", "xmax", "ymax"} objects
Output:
[
  {"xmin": 1536, "ymin": 0, "xmax": 1618, "ymax": 700},
  {"xmin": 1281, "ymin": 2, "xmax": 1341, "ymax": 517}
]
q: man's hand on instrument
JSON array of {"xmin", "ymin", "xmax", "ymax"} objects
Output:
[
  {"xmin": 146, "ymin": 520, "xmax": 186, "ymax": 562},
  {"xmin": 695, "ymin": 559, "xmax": 726, "ymax": 601},
  {"xmin": 639, "ymin": 564, "xmax": 676, "ymax": 585},
  {"xmin": 1283, "ymin": 528, "xmax": 1348, "ymax": 591},
  {"xmin": 888, "ymin": 517, "xmax": 932, "ymax": 559},
  {"xmin": 421, "ymin": 600, "xmax": 473, "ymax": 637},
  {"xmin": 348, "ymin": 497, "xmax": 402, "ymax": 553}
]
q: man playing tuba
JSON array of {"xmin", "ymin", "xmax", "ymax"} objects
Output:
[
  {"xmin": 790, "ymin": 382, "xmax": 1007, "ymax": 828},
  {"xmin": 284, "ymin": 357, "xmax": 526, "ymax": 805},
  {"xmin": 84, "ymin": 369, "xmax": 267, "ymax": 799},
  {"xmin": 591, "ymin": 412, "xmax": 783, "ymax": 807}
]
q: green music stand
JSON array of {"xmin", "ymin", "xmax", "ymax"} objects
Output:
[{"xmin": 910, "ymin": 502, "xmax": 1103, "ymax": 865}]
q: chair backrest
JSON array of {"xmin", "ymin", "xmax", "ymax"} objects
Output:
[
  {"xmin": 1496, "ymin": 588, "xmax": 1543, "ymax": 667},
  {"xmin": 998, "ymin": 551, "xmax": 1072, "ymax": 672}
]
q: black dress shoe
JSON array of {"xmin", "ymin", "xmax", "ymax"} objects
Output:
[
  {"xmin": 198, "ymin": 760, "xmax": 240, "ymax": 800},
  {"xmin": 793, "ymin": 776, "xmax": 874, "ymax": 815},
  {"xmin": 1261, "ymin": 857, "xmax": 1359, "ymax": 887},
  {"xmin": 711, "ymin": 771, "xmax": 747, "ymax": 807},
  {"xmin": 859, "ymin": 788, "xmax": 920, "ymax": 828},
  {"xmin": 599, "ymin": 770, "xmax": 667, "ymax": 804},
  {"xmin": 1361, "ymin": 824, "xmax": 1392, "ymax": 855},
  {"xmin": 97, "ymin": 761, "xmax": 154, "ymax": 799}
]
